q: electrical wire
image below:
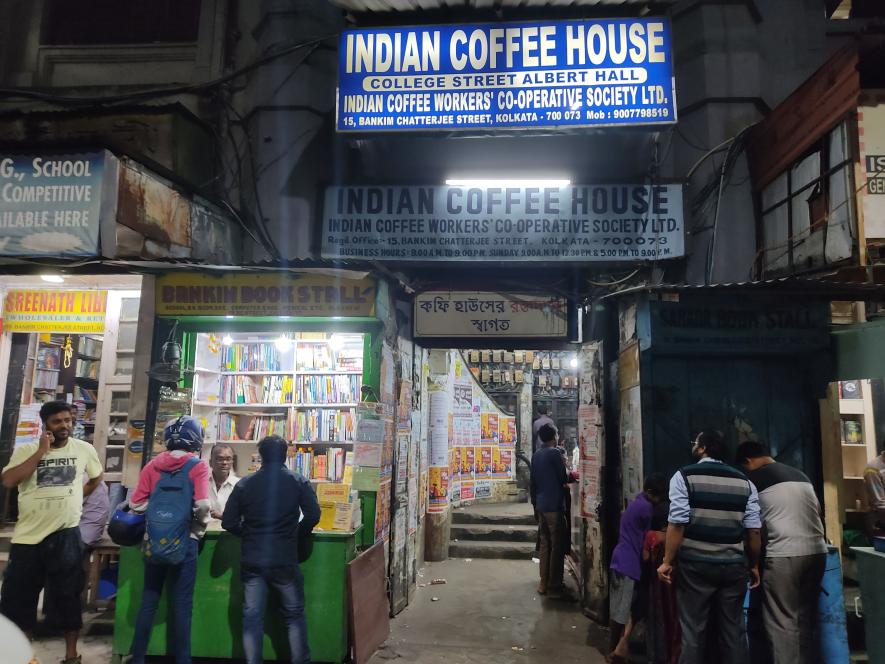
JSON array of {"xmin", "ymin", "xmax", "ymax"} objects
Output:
[{"xmin": 587, "ymin": 269, "xmax": 641, "ymax": 287}]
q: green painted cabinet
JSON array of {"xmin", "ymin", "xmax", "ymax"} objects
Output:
[{"xmin": 113, "ymin": 528, "xmax": 360, "ymax": 662}]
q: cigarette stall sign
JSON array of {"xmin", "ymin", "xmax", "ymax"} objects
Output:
[
  {"xmin": 0, "ymin": 152, "xmax": 109, "ymax": 257},
  {"xmin": 337, "ymin": 18, "xmax": 676, "ymax": 132},
  {"xmin": 323, "ymin": 184, "xmax": 684, "ymax": 262}
]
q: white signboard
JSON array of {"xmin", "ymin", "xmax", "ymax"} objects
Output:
[
  {"xmin": 415, "ymin": 291, "xmax": 567, "ymax": 338},
  {"xmin": 323, "ymin": 184, "xmax": 684, "ymax": 262},
  {"xmin": 860, "ymin": 98, "xmax": 885, "ymax": 238}
]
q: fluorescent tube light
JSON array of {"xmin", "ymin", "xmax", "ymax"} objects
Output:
[
  {"xmin": 444, "ymin": 179, "xmax": 571, "ymax": 188},
  {"xmin": 40, "ymin": 274, "xmax": 64, "ymax": 283}
]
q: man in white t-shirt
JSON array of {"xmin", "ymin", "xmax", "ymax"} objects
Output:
[
  {"xmin": 0, "ymin": 401, "xmax": 103, "ymax": 664},
  {"xmin": 209, "ymin": 444, "xmax": 239, "ymax": 519}
]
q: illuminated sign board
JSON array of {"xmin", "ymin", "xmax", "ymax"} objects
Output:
[{"xmin": 336, "ymin": 18, "xmax": 676, "ymax": 132}]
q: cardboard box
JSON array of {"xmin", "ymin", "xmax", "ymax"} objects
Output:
[{"xmin": 316, "ymin": 482, "xmax": 352, "ymax": 503}]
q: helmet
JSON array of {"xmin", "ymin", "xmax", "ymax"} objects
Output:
[
  {"xmin": 164, "ymin": 416, "xmax": 204, "ymax": 453},
  {"xmin": 108, "ymin": 507, "xmax": 146, "ymax": 546}
]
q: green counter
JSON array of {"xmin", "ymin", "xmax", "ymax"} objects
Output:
[
  {"xmin": 112, "ymin": 527, "xmax": 361, "ymax": 663},
  {"xmin": 853, "ymin": 547, "xmax": 885, "ymax": 664}
]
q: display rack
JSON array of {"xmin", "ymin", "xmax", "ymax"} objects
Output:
[
  {"xmin": 191, "ymin": 332, "xmax": 364, "ymax": 482},
  {"xmin": 839, "ymin": 380, "xmax": 878, "ymax": 502}
]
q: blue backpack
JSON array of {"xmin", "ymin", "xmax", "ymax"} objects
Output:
[{"xmin": 142, "ymin": 456, "xmax": 199, "ymax": 565}]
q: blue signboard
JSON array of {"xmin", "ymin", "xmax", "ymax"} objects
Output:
[
  {"xmin": 0, "ymin": 151, "xmax": 107, "ymax": 257},
  {"xmin": 337, "ymin": 18, "xmax": 676, "ymax": 132}
]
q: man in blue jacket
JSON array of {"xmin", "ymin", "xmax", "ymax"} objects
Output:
[
  {"xmin": 531, "ymin": 423, "xmax": 570, "ymax": 598},
  {"xmin": 222, "ymin": 435, "xmax": 321, "ymax": 664}
]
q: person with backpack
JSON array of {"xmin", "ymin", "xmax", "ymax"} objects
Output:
[
  {"xmin": 128, "ymin": 416, "xmax": 210, "ymax": 664},
  {"xmin": 222, "ymin": 435, "xmax": 321, "ymax": 664}
]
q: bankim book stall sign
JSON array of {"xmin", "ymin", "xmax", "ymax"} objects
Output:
[
  {"xmin": 337, "ymin": 17, "xmax": 676, "ymax": 132},
  {"xmin": 322, "ymin": 184, "xmax": 684, "ymax": 262}
]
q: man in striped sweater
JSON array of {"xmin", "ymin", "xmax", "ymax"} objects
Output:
[{"xmin": 657, "ymin": 430, "xmax": 762, "ymax": 664}]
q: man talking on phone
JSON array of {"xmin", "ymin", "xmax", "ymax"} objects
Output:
[{"xmin": 1, "ymin": 401, "xmax": 103, "ymax": 664}]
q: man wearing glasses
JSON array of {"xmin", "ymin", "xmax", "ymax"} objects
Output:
[
  {"xmin": 209, "ymin": 444, "xmax": 239, "ymax": 520},
  {"xmin": 656, "ymin": 430, "xmax": 762, "ymax": 664}
]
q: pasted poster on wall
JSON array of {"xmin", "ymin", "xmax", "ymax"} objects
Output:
[
  {"xmin": 480, "ymin": 413, "xmax": 499, "ymax": 444},
  {"xmin": 428, "ymin": 466, "xmax": 449, "ymax": 512}
]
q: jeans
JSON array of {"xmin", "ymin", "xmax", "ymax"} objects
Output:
[
  {"xmin": 676, "ymin": 559, "xmax": 748, "ymax": 664},
  {"xmin": 538, "ymin": 511, "xmax": 566, "ymax": 592},
  {"xmin": 242, "ymin": 565, "xmax": 310, "ymax": 664},
  {"xmin": 130, "ymin": 538, "xmax": 199, "ymax": 664}
]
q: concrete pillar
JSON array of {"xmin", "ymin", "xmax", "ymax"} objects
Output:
[{"xmin": 424, "ymin": 510, "xmax": 451, "ymax": 562}]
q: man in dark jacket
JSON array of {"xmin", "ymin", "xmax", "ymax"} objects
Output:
[
  {"xmin": 222, "ymin": 435, "xmax": 321, "ymax": 664},
  {"xmin": 531, "ymin": 423, "xmax": 570, "ymax": 598}
]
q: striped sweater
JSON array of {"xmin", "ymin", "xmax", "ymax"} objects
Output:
[{"xmin": 679, "ymin": 461, "xmax": 753, "ymax": 564}]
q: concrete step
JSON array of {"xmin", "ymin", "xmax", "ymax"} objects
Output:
[
  {"xmin": 0, "ymin": 551, "xmax": 8, "ymax": 577},
  {"xmin": 451, "ymin": 510, "xmax": 536, "ymax": 527},
  {"xmin": 451, "ymin": 523, "xmax": 537, "ymax": 543},
  {"xmin": 448, "ymin": 540, "xmax": 536, "ymax": 560}
]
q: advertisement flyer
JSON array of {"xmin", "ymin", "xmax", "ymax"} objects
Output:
[
  {"xmin": 460, "ymin": 480, "xmax": 476, "ymax": 502},
  {"xmin": 475, "ymin": 480, "xmax": 492, "ymax": 500},
  {"xmin": 476, "ymin": 447, "xmax": 493, "ymax": 479},
  {"xmin": 460, "ymin": 446, "xmax": 475, "ymax": 480},
  {"xmin": 428, "ymin": 466, "xmax": 449, "ymax": 512},
  {"xmin": 480, "ymin": 413, "xmax": 499, "ymax": 444},
  {"xmin": 499, "ymin": 416, "xmax": 516, "ymax": 446}
]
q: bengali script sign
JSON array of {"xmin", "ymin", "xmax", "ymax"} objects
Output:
[
  {"xmin": 0, "ymin": 152, "xmax": 108, "ymax": 257},
  {"xmin": 156, "ymin": 273, "xmax": 376, "ymax": 318},
  {"xmin": 3, "ymin": 290, "xmax": 107, "ymax": 333},
  {"xmin": 337, "ymin": 18, "xmax": 676, "ymax": 132},
  {"xmin": 323, "ymin": 184, "xmax": 683, "ymax": 262},
  {"xmin": 415, "ymin": 292, "xmax": 567, "ymax": 338}
]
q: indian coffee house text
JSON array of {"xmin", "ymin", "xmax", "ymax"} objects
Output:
[
  {"xmin": 322, "ymin": 184, "xmax": 684, "ymax": 262},
  {"xmin": 338, "ymin": 18, "xmax": 676, "ymax": 132}
]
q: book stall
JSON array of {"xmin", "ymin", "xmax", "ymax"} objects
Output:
[{"xmin": 112, "ymin": 272, "xmax": 389, "ymax": 664}]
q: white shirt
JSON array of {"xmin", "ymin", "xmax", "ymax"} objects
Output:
[{"xmin": 209, "ymin": 471, "xmax": 239, "ymax": 516}]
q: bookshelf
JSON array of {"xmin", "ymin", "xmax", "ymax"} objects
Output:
[
  {"xmin": 839, "ymin": 380, "xmax": 878, "ymax": 505},
  {"xmin": 191, "ymin": 332, "xmax": 364, "ymax": 482}
]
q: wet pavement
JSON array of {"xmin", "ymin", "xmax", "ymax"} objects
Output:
[{"xmin": 370, "ymin": 558, "xmax": 608, "ymax": 664}]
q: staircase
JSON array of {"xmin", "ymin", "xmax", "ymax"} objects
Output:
[{"xmin": 449, "ymin": 503, "xmax": 537, "ymax": 560}]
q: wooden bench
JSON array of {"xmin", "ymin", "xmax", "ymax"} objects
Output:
[{"xmin": 83, "ymin": 540, "xmax": 120, "ymax": 610}]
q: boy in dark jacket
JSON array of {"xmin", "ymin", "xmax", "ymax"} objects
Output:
[{"xmin": 222, "ymin": 435, "xmax": 321, "ymax": 664}]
